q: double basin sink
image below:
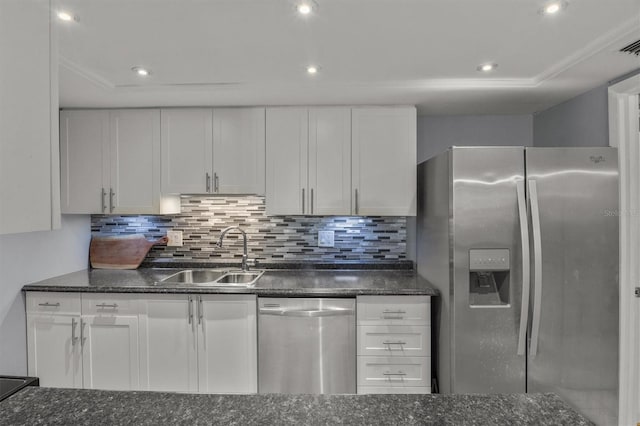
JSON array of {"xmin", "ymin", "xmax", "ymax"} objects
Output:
[{"xmin": 158, "ymin": 269, "xmax": 264, "ymax": 287}]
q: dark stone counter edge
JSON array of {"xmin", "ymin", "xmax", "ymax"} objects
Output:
[
  {"xmin": 21, "ymin": 285, "xmax": 438, "ymax": 296},
  {"xmin": 140, "ymin": 260, "xmax": 415, "ymax": 270}
]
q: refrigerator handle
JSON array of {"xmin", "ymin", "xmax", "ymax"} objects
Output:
[
  {"xmin": 516, "ymin": 181, "xmax": 531, "ymax": 356},
  {"xmin": 528, "ymin": 179, "xmax": 543, "ymax": 358}
]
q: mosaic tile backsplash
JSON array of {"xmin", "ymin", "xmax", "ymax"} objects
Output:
[{"xmin": 91, "ymin": 196, "xmax": 407, "ymax": 263}]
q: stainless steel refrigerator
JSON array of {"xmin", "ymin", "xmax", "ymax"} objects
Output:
[{"xmin": 417, "ymin": 147, "xmax": 619, "ymax": 425}]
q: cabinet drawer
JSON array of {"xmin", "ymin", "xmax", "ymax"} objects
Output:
[
  {"xmin": 82, "ymin": 294, "xmax": 139, "ymax": 316},
  {"xmin": 357, "ymin": 356, "xmax": 430, "ymax": 388},
  {"xmin": 358, "ymin": 325, "xmax": 430, "ymax": 357},
  {"xmin": 357, "ymin": 296, "xmax": 430, "ymax": 325},
  {"xmin": 26, "ymin": 292, "xmax": 81, "ymax": 315},
  {"xmin": 357, "ymin": 386, "xmax": 431, "ymax": 394}
]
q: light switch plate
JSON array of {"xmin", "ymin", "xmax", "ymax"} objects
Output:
[
  {"xmin": 318, "ymin": 230, "xmax": 335, "ymax": 248},
  {"xmin": 167, "ymin": 230, "xmax": 183, "ymax": 247}
]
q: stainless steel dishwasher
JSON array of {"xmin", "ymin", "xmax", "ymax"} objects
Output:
[{"xmin": 258, "ymin": 297, "xmax": 356, "ymax": 394}]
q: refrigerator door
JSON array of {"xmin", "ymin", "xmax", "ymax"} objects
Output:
[
  {"xmin": 525, "ymin": 147, "xmax": 619, "ymax": 426},
  {"xmin": 450, "ymin": 147, "xmax": 526, "ymax": 393}
]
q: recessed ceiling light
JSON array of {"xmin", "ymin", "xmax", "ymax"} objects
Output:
[
  {"xmin": 132, "ymin": 67, "xmax": 151, "ymax": 77},
  {"xmin": 57, "ymin": 11, "xmax": 76, "ymax": 22},
  {"xmin": 540, "ymin": 1, "xmax": 568, "ymax": 15},
  {"xmin": 307, "ymin": 65, "xmax": 319, "ymax": 75},
  {"xmin": 477, "ymin": 63, "xmax": 498, "ymax": 72},
  {"xmin": 297, "ymin": 3, "xmax": 312, "ymax": 15}
]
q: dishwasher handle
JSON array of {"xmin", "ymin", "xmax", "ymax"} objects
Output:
[{"xmin": 259, "ymin": 307, "xmax": 354, "ymax": 317}]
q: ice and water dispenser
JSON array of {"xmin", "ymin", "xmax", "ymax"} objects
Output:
[{"xmin": 469, "ymin": 249, "xmax": 510, "ymax": 307}]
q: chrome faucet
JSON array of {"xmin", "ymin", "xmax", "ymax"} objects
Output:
[{"xmin": 217, "ymin": 226, "xmax": 249, "ymax": 271}]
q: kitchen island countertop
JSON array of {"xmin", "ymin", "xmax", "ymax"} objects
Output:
[
  {"xmin": 22, "ymin": 268, "xmax": 438, "ymax": 296},
  {"xmin": 0, "ymin": 387, "xmax": 592, "ymax": 425}
]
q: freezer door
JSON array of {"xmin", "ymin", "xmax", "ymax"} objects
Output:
[
  {"xmin": 525, "ymin": 147, "xmax": 619, "ymax": 426},
  {"xmin": 451, "ymin": 147, "xmax": 526, "ymax": 393}
]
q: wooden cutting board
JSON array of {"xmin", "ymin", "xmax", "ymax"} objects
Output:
[{"xmin": 89, "ymin": 234, "xmax": 168, "ymax": 269}]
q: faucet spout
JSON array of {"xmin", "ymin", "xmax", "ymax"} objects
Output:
[{"xmin": 217, "ymin": 226, "xmax": 249, "ymax": 271}]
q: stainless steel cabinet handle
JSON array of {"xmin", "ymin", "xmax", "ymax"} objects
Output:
[
  {"xmin": 109, "ymin": 188, "xmax": 115, "ymax": 212},
  {"xmin": 214, "ymin": 173, "xmax": 219, "ymax": 193},
  {"xmin": 38, "ymin": 302, "xmax": 60, "ymax": 307},
  {"xmin": 71, "ymin": 318, "xmax": 78, "ymax": 345},
  {"xmin": 198, "ymin": 296, "xmax": 203, "ymax": 325},
  {"xmin": 382, "ymin": 310, "xmax": 406, "ymax": 314},
  {"xmin": 188, "ymin": 296, "xmax": 193, "ymax": 324},
  {"xmin": 528, "ymin": 179, "xmax": 543, "ymax": 358},
  {"xmin": 516, "ymin": 180, "xmax": 531, "ymax": 356},
  {"xmin": 302, "ymin": 188, "xmax": 305, "ymax": 214},
  {"xmin": 382, "ymin": 341, "xmax": 406, "ymax": 345},
  {"xmin": 383, "ymin": 371, "xmax": 407, "ymax": 376},
  {"xmin": 80, "ymin": 319, "xmax": 86, "ymax": 345},
  {"xmin": 310, "ymin": 188, "xmax": 314, "ymax": 214},
  {"xmin": 259, "ymin": 308, "xmax": 354, "ymax": 317},
  {"xmin": 101, "ymin": 188, "xmax": 107, "ymax": 213},
  {"xmin": 96, "ymin": 303, "xmax": 118, "ymax": 309},
  {"xmin": 355, "ymin": 189, "xmax": 359, "ymax": 214},
  {"xmin": 206, "ymin": 173, "xmax": 211, "ymax": 192}
]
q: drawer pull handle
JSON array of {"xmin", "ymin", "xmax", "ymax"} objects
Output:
[
  {"xmin": 38, "ymin": 302, "xmax": 60, "ymax": 307},
  {"xmin": 383, "ymin": 341, "xmax": 407, "ymax": 345},
  {"xmin": 96, "ymin": 303, "xmax": 118, "ymax": 309},
  {"xmin": 383, "ymin": 371, "xmax": 407, "ymax": 376},
  {"xmin": 382, "ymin": 310, "xmax": 406, "ymax": 314}
]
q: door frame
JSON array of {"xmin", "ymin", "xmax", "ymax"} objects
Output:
[{"xmin": 608, "ymin": 74, "xmax": 640, "ymax": 426}]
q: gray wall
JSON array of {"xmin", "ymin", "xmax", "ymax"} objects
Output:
[
  {"xmin": 533, "ymin": 84, "xmax": 609, "ymax": 147},
  {"xmin": 417, "ymin": 114, "xmax": 533, "ymax": 163},
  {"xmin": 0, "ymin": 215, "xmax": 90, "ymax": 375}
]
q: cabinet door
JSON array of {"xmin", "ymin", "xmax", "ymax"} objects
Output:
[
  {"xmin": 60, "ymin": 110, "xmax": 109, "ymax": 214},
  {"xmin": 81, "ymin": 315, "xmax": 140, "ymax": 391},
  {"xmin": 26, "ymin": 314, "xmax": 82, "ymax": 388},
  {"xmin": 197, "ymin": 295, "xmax": 257, "ymax": 393},
  {"xmin": 0, "ymin": 0, "xmax": 57, "ymax": 233},
  {"xmin": 109, "ymin": 109, "xmax": 161, "ymax": 214},
  {"xmin": 138, "ymin": 295, "xmax": 198, "ymax": 393},
  {"xmin": 213, "ymin": 108, "xmax": 265, "ymax": 195},
  {"xmin": 265, "ymin": 107, "xmax": 308, "ymax": 215},
  {"xmin": 352, "ymin": 107, "xmax": 417, "ymax": 216},
  {"xmin": 161, "ymin": 108, "xmax": 213, "ymax": 194},
  {"xmin": 308, "ymin": 107, "xmax": 352, "ymax": 215}
]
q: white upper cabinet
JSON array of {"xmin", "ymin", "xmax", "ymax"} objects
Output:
[
  {"xmin": 267, "ymin": 106, "xmax": 415, "ymax": 216},
  {"xmin": 60, "ymin": 109, "xmax": 179, "ymax": 215},
  {"xmin": 0, "ymin": 0, "xmax": 60, "ymax": 233},
  {"xmin": 161, "ymin": 108, "xmax": 213, "ymax": 194},
  {"xmin": 60, "ymin": 110, "xmax": 109, "ymax": 214},
  {"xmin": 265, "ymin": 107, "xmax": 309, "ymax": 215},
  {"xmin": 308, "ymin": 108, "xmax": 352, "ymax": 215},
  {"xmin": 213, "ymin": 108, "xmax": 265, "ymax": 195},
  {"xmin": 161, "ymin": 107, "xmax": 265, "ymax": 195},
  {"xmin": 352, "ymin": 107, "xmax": 417, "ymax": 216}
]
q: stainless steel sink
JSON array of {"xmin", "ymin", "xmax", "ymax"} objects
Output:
[
  {"xmin": 158, "ymin": 269, "xmax": 263, "ymax": 287},
  {"xmin": 216, "ymin": 271, "xmax": 263, "ymax": 285},
  {"xmin": 160, "ymin": 269, "xmax": 228, "ymax": 285}
]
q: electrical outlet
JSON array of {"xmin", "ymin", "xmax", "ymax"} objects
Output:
[
  {"xmin": 167, "ymin": 230, "xmax": 183, "ymax": 247},
  {"xmin": 318, "ymin": 230, "xmax": 335, "ymax": 248}
]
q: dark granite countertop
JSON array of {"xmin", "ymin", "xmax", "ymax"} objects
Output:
[
  {"xmin": 0, "ymin": 388, "xmax": 592, "ymax": 425},
  {"xmin": 22, "ymin": 268, "xmax": 438, "ymax": 296}
]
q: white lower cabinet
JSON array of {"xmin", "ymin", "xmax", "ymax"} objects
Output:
[
  {"xmin": 139, "ymin": 294, "xmax": 257, "ymax": 393},
  {"xmin": 356, "ymin": 295, "xmax": 431, "ymax": 394},
  {"xmin": 27, "ymin": 292, "xmax": 257, "ymax": 394}
]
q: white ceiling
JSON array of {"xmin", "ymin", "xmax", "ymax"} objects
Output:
[{"xmin": 57, "ymin": 0, "xmax": 640, "ymax": 114}]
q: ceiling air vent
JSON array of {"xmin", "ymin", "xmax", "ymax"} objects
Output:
[{"xmin": 619, "ymin": 39, "xmax": 640, "ymax": 56}]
